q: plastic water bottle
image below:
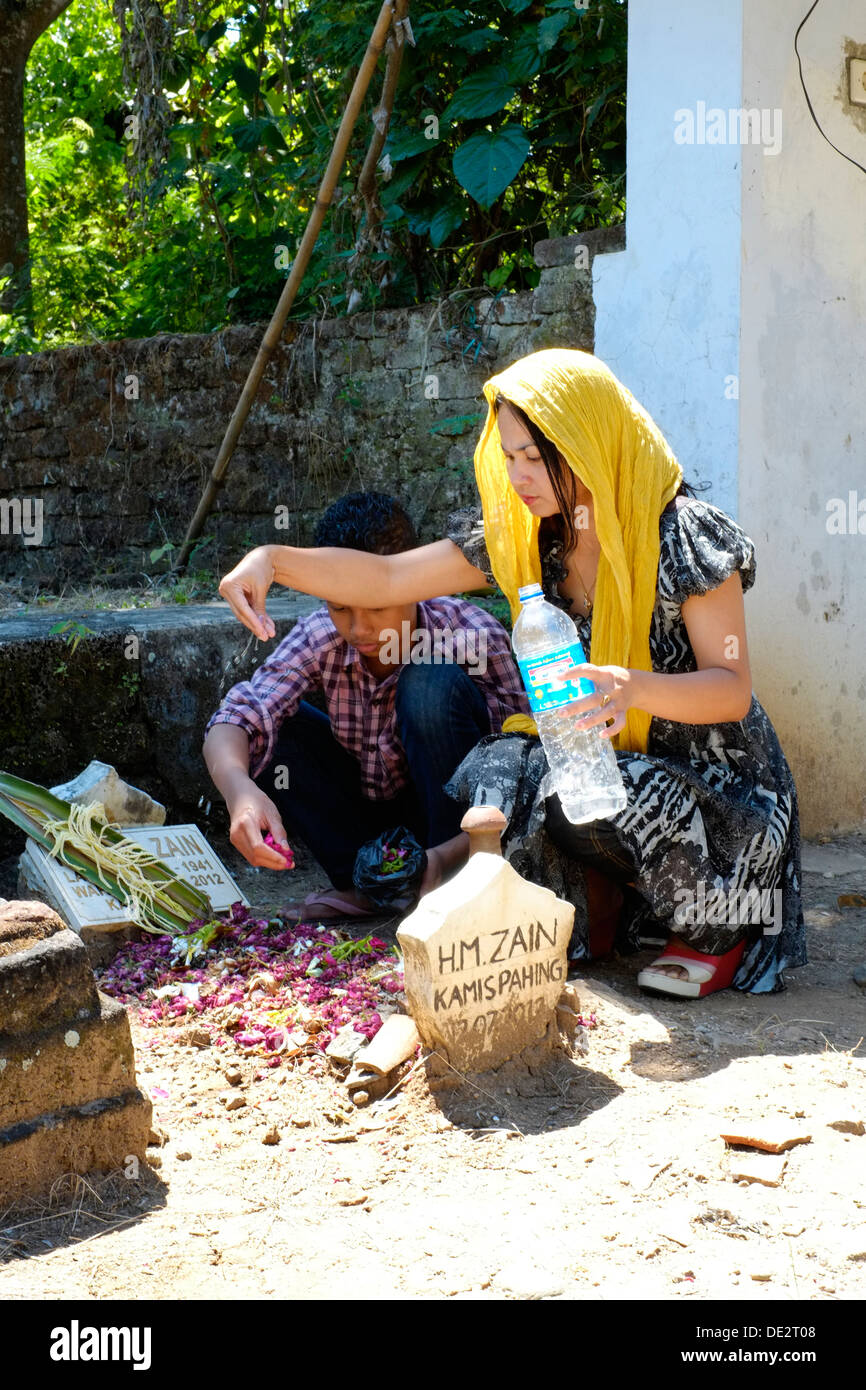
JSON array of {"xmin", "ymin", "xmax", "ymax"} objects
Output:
[{"xmin": 511, "ymin": 582, "xmax": 627, "ymax": 825}]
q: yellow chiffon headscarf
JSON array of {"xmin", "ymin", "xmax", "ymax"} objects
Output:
[{"xmin": 474, "ymin": 349, "xmax": 683, "ymax": 754}]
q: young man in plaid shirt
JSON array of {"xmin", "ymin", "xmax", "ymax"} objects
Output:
[{"xmin": 204, "ymin": 493, "xmax": 528, "ymax": 919}]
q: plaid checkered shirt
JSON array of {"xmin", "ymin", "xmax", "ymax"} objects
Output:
[{"xmin": 205, "ymin": 596, "xmax": 529, "ymax": 800}]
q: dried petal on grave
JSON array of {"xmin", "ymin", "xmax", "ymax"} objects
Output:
[{"xmin": 719, "ymin": 1122, "xmax": 812, "ymax": 1153}]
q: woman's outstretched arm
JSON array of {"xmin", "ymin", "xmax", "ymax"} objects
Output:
[
  {"xmin": 218, "ymin": 539, "xmax": 492, "ymax": 640},
  {"xmin": 567, "ymin": 573, "xmax": 754, "ymax": 733}
]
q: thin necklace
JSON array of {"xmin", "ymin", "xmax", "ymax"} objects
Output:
[{"xmin": 571, "ymin": 552, "xmax": 596, "ymax": 614}]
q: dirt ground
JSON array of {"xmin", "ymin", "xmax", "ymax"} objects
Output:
[{"xmin": 1, "ymin": 830, "xmax": 865, "ymax": 1303}]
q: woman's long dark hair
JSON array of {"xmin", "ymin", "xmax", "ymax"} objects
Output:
[{"xmin": 492, "ymin": 392, "xmax": 700, "ymax": 561}]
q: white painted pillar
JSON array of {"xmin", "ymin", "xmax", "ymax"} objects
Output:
[
  {"xmin": 593, "ymin": 0, "xmax": 744, "ymax": 514},
  {"xmin": 593, "ymin": 0, "xmax": 866, "ymax": 833}
]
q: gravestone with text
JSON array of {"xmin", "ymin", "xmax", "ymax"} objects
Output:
[
  {"xmin": 397, "ymin": 852, "xmax": 573, "ymax": 1072},
  {"xmin": 18, "ymin": 824, "xmax": 247, "ymax": 933}
]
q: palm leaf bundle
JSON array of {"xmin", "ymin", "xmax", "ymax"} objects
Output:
[{"xmin": 0, "ymin": 770, "xmax": 213, "ymax": 935}]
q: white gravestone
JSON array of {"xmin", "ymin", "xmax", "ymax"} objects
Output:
[
  {"xmin": 19, "ymin": 825, "xmax": 247, "ymax": 933},
  {"xmin": 397, "ymin": 852, "xmax": 573, "ymax": 1072}
]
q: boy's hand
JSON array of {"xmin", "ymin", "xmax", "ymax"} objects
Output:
[
  {"xmin": 227, "ymin": 783, "xmax": 291, "ymax": 868},
  {"xmin": 219, "ymin": 547, "xmax": 277, "ymax": 642}
]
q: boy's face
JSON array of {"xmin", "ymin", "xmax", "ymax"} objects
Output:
[{"xmin": 324, "ymin": 599, "xmax": 418, "ymax": 674}]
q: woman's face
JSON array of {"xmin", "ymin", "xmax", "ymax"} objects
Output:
[{"xmin": 496, "ymin": 403, "xmax": 561, "ymax": 518}]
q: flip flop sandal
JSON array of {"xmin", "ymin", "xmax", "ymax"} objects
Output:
[
  {"xmin": 281, "ymin": 892, "xmax": 381, "ymax": 925},
  {"xmin": 637, "ymin": 937, "xmax": 746, "ymax": 999}
]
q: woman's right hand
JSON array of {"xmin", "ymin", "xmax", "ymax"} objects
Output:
[
  {"xmin": 227, "ymin": 782, "xmax": 291, "ymax": 869},
  {"xmin": 218, "ymin": 546, "xmax": 278, "ymax": 641}
]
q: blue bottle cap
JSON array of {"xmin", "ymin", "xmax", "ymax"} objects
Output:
[{"xmin": 518, "ymin": 582, "xmax": 544, "ymax": 602}]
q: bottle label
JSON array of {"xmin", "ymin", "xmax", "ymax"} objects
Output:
[{"xmin": 517, "ymin": 641, "xmax": 596, "ymax": 713}]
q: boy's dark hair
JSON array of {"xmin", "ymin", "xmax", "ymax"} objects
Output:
[{"xmin": 313, "ymin": 492, "xmax": 418, "ymax": 555}]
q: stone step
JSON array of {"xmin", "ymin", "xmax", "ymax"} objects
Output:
[
  {"xmin": 0, "ymin": 992, "xmax": 138, "ymax": 1129},
  {"xmin": 0, "ymin": 1088, "xmax": 152, "ymax": 1205},
  {"xmin": 0, "ymin": 920, "xmax": 99, "ymax": 1037}
]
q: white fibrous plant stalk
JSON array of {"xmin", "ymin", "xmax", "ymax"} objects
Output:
[{"xmin": 42, "ymin": 801, "xmax": 198, "ymax": 932}]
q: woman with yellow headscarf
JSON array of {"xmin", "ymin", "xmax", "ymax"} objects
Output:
[{"xmin": 218, "ymin": 349, "xmax": 805, "ymax": 999}]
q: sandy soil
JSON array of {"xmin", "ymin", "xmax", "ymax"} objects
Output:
[{"xmin": 1, "ymin": 831, "xmax": 864, "ymax": 1303}]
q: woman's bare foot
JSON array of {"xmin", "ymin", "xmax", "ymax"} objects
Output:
[{"xmin": 646, "ymin": 962, "xmax": 689, "ymax": 980}]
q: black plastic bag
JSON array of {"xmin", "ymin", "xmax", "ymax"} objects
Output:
[{"xmin": 352, "ymin": 826, "xmax": 427, "ymax": 911}]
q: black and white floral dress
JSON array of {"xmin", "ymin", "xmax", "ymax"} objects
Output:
[{"xmin": 444, "ymin": 498, "xmax": 806, "ymax": 993}]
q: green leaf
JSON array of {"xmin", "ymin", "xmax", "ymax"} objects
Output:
[
  {"xmin": 442, "ymin": 66, "xmax": 516, "ymax": 123},
  {"xmin": 429, "ymin": 202, "xmax": 464, "ymax": 248},
  {"xmin": 243, "ymin": 16, "xmax": 267, "ymax": 48},
  {"xmin": 429, "ymin": 411, "xmax": 486, "ymax": 436},
  {"xmin": 452, "ymin": 126, "xmax": 530, "ymax": 208},
  {"xmin": 538, "ymin": 12, "xmax": 574, "ymax": 53},
  {"xmin": 452, "ymin": 28, "xmax": 505, "ymax": 55},
  {"xmin": 386, "ymin": 129, "xmax": 436, "ymax": 163},
  {"xmin": 504, "ymin": 28, "xmax": 543, "ymax": 83},
  {"xmin": 231, "ymin": 61, "xmax": 259, "ymax": 100},
  {"xmin": 586, "ymin": 85, "xmax": 616, "ymax": 130},
  {"xmin": 198, "ymin": 20, "xmax": 227, "ymax": 51},
  {"xmin": 229, "ymin": 118, "xmax": 287, "ymax": 152},
  {"xmin": 381, "ymin": 158, "xmax": 425, "ymax": 203},
  {"xmin": 503, "ymin": 0, "xmax": 533, "ymax": 12}
]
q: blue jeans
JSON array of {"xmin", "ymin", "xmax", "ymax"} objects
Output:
[{"xmin": 254, "ymin": 663, "xmax": 491, "ymax": 889}]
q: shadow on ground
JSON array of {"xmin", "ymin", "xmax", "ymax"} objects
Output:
[{"xmin": 0, "ymin": 1166, "xmax": 168, "ymax": 1268}]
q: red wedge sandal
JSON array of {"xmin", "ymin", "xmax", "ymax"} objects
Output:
[{"xmin": 637, "ymin": 937, "xmax": 746, "ymax": 999}]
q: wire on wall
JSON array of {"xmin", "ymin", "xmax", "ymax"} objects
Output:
[{"xmin": 794, "ymin": 0, "xmax": 866, "ymax": 177}]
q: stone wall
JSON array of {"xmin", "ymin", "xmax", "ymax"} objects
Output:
[
  {"xmin": 0, "ymin": 596, "xmax": 319, "ymax": 863},
  {"xmin": 0, "ymin": 229, "xmax": 622, "ymax": 589}
]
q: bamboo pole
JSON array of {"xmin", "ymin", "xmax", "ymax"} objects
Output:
[
  {"xmin": 349, "ymin": 0, "xmax": 410, "ymax": 297},
  {"xmin": 175, "ymin": 0, "xmax": 405, "ymax": 573}
]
